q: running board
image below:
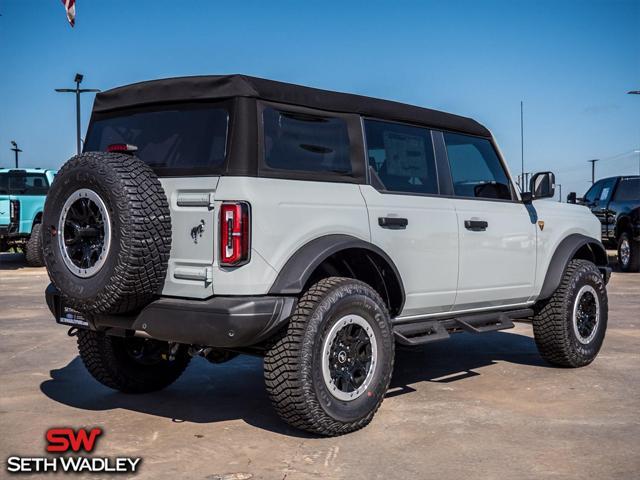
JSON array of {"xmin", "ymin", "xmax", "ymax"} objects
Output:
[{"xmin": 393, "ymin": 308, "xmax": 533, "ymax": 346}]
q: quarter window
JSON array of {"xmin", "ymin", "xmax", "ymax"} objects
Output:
[
  {"xmin": 263, "ymin": 108, "xmax": 352, "ymax": 174},
  {"xmin": 443, "ymin": 133, "xmax": 512, "ymax": 200},
  {"xmin": 364, "ymin": 120, "xmax": 438, "ymax": 194}
]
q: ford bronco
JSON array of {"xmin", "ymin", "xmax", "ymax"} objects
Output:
[{"xmin": 43, "ymin": 75, "xmax": 610, "ymax": 436}]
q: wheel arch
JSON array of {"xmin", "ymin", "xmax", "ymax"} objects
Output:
[
  {"xmin": 268, "ymin": 234, "xmax": 405, "ymax": 317},
  {"xmin": 538, "ymin": 233, "xmax": 609, "ymax": 301}
]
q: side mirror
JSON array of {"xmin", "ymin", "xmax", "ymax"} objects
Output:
[
  {"xmin": 529, "ymin": 171, "xmax": 555, "ymax": 199},
  {"xmin": 567, "ymin": 192, "xmax": 577, "ymax": 204}
]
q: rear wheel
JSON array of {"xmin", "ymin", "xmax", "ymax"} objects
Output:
[
  {"xmin": 533, "ymin": 259, "xmax": 608, "ymax": 367},
  {"xmin": 617, "ymin": 232, "xmax": 640, "ymax": 272},
  {"xmin": 264, "ymin": 277, "xmax": 394, "ymax": 436},
  {"xmin": 76, "ymin": 330, "xmax": 190, "ymax": 393},
  {"xmin": 25, "ymin": 223, "xmax": 45, "ymax": 267}
]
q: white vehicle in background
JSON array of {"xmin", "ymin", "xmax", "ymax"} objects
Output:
[{"xmin": 43, "ymin": 75, "xmax": 610, "ymax": 436}]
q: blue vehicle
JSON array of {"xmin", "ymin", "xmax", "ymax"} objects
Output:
[{"xmin": 0, "ymin": 168, "xmax": 57, "ymax": 266}]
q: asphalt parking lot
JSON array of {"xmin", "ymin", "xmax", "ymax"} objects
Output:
[{"xmin": 1, "ymin": 252, "xmax": 638, "ymax": 480}]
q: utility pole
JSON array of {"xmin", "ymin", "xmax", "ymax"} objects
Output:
[
  {"xmin": 557, "ymin": 184, "xmax": 562, "ymax": 202},
  {"xmin": 520, "ymin": 101, "xmax": 524, "ymax": 190},
  {"xmin": 55, "ymin": 73, "xmax": 100, "ymax": 154},
  {"xmin": 10, "ymin": 141, "xmax": 22, "ymax": 168},
  {"xmin": 588, "ymin": 159, "xmax": 599, "ymax": 184}
]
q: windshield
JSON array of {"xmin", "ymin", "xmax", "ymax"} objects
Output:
[
  {"xmin": 84, "ymin": 104, "xmax": 229, "ymax": 176},
  {"xmin": 0, "ymin": 172, "xmax": 50, "ymax": 195}
]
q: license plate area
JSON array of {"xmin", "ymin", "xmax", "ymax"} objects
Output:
[{"xmin": 58, "ymin": 305, "xmax": 89, "ymax": 328}]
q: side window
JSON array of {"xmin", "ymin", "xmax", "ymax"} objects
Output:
[
  {"xmin": 263, "ymin": 108, "xmax": 352, "ymax": 174},
  {"xmin": 596, "ymin": 178, "xmax": 616, "ymax": 204},
  {"xmin": 443, "ymin": 132, "xmax": 512, "ymax": 200},
  {"xmin": 614, "ymin": 178, "xmax": 640, "ymax": 202},
  {"xmin": 584, "ymin": 181, "xmax": 603, "ymax": 204},
  {"xmin": 363, "ymin": 120, "xmax": 438, "ymax": 194}
]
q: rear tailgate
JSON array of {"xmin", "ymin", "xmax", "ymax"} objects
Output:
[{"xmin": 159, "ymin": 177, "xmax": 219, "ymax": 298}]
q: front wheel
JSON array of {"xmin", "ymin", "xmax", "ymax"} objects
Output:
[
  {"xmin": 25, "ymin": 223, "xmax": 45, "ymax": 267},
  {"xmin": 264, "ymin": 277, "xmax": 394, "ymax": 436},
  {"xmin": 533, "ymin": 259, "xmax": 608, "ymax": 367}
]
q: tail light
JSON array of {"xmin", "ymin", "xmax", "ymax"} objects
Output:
[
  {"xmin": 9, "ymin": 200, "xmax": 19, "ymax": 224},
  {"xmin": 219, "ymin": 202, "xmax": 250, "ymax": 266},
  {"xmin": 107, "ymin": 143, "xmax": 138, "ymax": 154}
]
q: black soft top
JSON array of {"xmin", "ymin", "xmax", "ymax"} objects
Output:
[{"xmin": 93, "ymin": 74, "xmax": 491, "ymax": 138}]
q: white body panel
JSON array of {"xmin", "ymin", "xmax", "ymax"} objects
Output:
[
  {"xmin": 359, "ymin": 185, "xmax": 458, "ymax": 317},
  {"xmin": 530, "ymin": 200, "xmax": 601, "ymax": 297},
  {"xmin": 211, "ymin": 177, "xmax": 370, "ymax": 295},
  {"xmin": 452, "ymin": 198, "xmax": 537, "ymax": 309}
]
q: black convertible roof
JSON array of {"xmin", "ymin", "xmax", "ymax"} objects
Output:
[{"xmin": 93, "ymin": 74, "xmax": 491, "ymax": 137}]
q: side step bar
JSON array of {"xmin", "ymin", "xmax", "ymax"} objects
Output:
[{"xmin": 393, "ymin": 308, "xmax": 533, "ymax": 346}]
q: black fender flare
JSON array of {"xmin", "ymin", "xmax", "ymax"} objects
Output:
[
  {"xmin": 268, "ymin": 234, "xmax": 405, "ymax": 308},
  {"xmin": 538, "ymin": 233, "xmax": 609, "ymax": 300}
]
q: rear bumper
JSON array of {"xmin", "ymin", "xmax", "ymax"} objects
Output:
[{"xmin": 45, "ymin": 284, "xmax": 296, "ymax": 348}]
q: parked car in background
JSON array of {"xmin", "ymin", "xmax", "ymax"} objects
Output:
[
  {"xmin": 569, "ymin": 176, "xmax": 640, "ymax": 272},
  {"xmin": 0, "ymin": 168, "xmax": 57, "ymax": 266}
]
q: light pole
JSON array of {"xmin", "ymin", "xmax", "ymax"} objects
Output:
[
  {"xmin": 557, "ymin": 184, "xmax": 562, "ymax": 202},
  {"xmin": 55, "ymin": 73, "xmax": 100, "ymax": 155},
  {"xmin": 588, "ymin": 159, "xmax": 599, "ymax": 184},
  {"xmin": 10, "ymin": 141, "xmax": 22, "ymax": 168}
]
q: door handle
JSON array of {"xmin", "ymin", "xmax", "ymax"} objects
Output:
[
  {"xmin": 464, "ymin": 220, "xmax": 488, "ymax": 231},
  {"xmin": 378, "ymin": 217, "xmax": 408, "ymax": 230}
]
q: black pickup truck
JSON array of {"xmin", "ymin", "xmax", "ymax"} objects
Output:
[{"xmin": 570, "ymin": 175, "xmax": 640, "ymax": 272}]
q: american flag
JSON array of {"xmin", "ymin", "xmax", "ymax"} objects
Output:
[{"xmin": 61, "ymin": 0, "xmax": 76, "ymax": 27}]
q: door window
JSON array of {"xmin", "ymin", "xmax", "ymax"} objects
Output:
[
  {"xmin": 443, "ymin": 133, "xmax": 512, "ymax": 200},
  {"xmin": 596, "ymin": 178, "xmax": 616, "ymax": 205},
  {"xmin": 583, "ymin": 181, "xmax": 603, "ymax": 205},
  {"xmin": 364, "ymin": 120, "xmax": 438, "ymax": 194}
]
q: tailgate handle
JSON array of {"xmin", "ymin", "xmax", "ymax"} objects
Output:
[
  {"xmin": 174, "ymin": 266, "xmax": 213, "ymax": 284},
  {"xmin": 176, "ymin": 192, "xmax": 215, "ymax": 209}
]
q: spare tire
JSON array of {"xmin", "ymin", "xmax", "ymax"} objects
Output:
[{"xmin": 42, "ymin": 152, "xmax": 171, "ymax": 314}]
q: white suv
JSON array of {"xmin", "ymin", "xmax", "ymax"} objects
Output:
[{"xmin": 43, "ymin": 75, "xmax": 610, "ymax": 436}]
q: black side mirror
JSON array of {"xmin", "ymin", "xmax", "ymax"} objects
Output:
[
  {"xmin": 529, "ymin": 171, "xmax": 555, "ymax": 199},
  {"xmin": 567, "ymin": 192, "xmax": 577, "ymax": 204}
]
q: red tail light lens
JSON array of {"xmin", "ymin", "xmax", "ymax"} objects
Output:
[
  {"xmin": 219, "ymin": 202, "xmax": 250, "ymax": 266},
  {"xmin": 107, "ymin": 143, "xmax": 138, "ymax": 153}
]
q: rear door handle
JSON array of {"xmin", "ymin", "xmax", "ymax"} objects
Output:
[
  {"xmin": 464, "ymin": 220, "xmax": 488, "ymax": 231},
  {"xmin": 378, "ymin": 217, "xmax": 408, "ymax": 230}
]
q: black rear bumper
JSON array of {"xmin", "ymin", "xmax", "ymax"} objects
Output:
[{"xmin": 45, "ymin": 284, "xmax": 296, "ymax": 348}]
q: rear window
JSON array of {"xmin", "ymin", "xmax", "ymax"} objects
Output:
[
  {"xmin": 614, "ymin": 178, "xmax": 640, "ymax": 202},
  {"xmin": 85, "ymin": 105, "xmax": 229, "ymax": 176},
  {"xmin": 263, "ymin": 108, "xmax": 352, "ymax": 175},
  {"xmin": 0, "ymin": 172, "xmax": 49, "ymax": 195}
]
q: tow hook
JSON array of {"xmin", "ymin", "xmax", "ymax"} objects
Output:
[{"xmin": 67, "ymin": 327, "xmax": 79, "ymax": 337}]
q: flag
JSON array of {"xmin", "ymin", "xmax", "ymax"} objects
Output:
[{"xmin": 61, "ymin": 0, "xmax": 76, "ymax": 27}]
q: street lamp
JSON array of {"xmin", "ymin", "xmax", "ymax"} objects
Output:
[
  {"xmin": 588, "ymin": 159, "xmax": 599, "ymax": 184},
  {"xmin": 55, "ymin": 73, "xmax": 100, "ymax": 154},
  {"xmin": 10, "ymin": 141, "xmax": 22, "ymax": 168}
]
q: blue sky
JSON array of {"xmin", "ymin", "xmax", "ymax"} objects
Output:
[{"xmin": 0, "ymin": 0, "xmax": 638, "ymax": 197}]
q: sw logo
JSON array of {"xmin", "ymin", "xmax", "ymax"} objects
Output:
[
  {"xmin": 46, "ymin": 427, "xmax": 103, "ymax": 452},
  {"xmin": 5, "ymin": 427, "xmax": 142, "ymax": 474}
]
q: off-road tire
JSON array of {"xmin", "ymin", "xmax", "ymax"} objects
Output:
[
  {"xmin": 25, "ymin": 223, "xmax": 45, "ymax": 267},
  {"xmin": 42, "ymin": 152, "xmax": 171, "ymax": 314},
  {"xmin": 264, "ymin": 277, "xmax": 394, "ymax": 436},
  {"xmin": 533, "ymin": 259, "xmax": 607, "ymax": 367},
  {"xmin": 76, "ymin": 330, "xmax": 190, "ymax": 393},
  {"xmin": 617, "ymin": 232, "xmax": 640, "ymax": 272}
]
